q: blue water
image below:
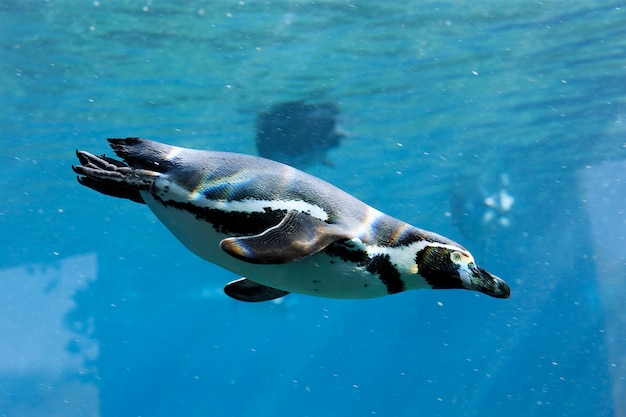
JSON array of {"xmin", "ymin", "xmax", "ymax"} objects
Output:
[{"xmin": 1, "ymin": 1, "xmax": 625, "ymax": 416}]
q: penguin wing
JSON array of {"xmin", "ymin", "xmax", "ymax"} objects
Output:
[
  {"xmin": 224, "ymin": 278, "xmax": 289, "ymax": 302},
  {"xmin": 220, "ymin": 210, "xmax": 349, "ymax": 264}
]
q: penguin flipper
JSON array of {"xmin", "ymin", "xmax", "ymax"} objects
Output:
[
  {"xmin": 224, "ymin": 278, "xmax": 289, "ymax": 302},
  {"xmin": 220, "ymin": 210, "xmax": 348, "ymax": 264}
]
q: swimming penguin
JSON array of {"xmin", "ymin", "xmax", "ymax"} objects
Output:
[
  {"xmin": 72, "ymin": 138, "xmax": 510, "ymax": 302},
  {"xmin": 255, "ymin": 101, "xmax": 344, "ymax": 167}
]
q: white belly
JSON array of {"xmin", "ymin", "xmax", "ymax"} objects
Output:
[{"xmin": 142, "ymin": 193, "xmax": 391, "ymax": 299}]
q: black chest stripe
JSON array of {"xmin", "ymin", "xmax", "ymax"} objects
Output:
[
  {"xmin": 151, "ymin": 194, "xmax": 286, "ymax": 236},
  {"xmin": 366, "ymin": 254, "xmax": 405, "ymax": 294},
  {"xmin": 324, "ymin": 240, "xmax": 368, "ymax": 264}
]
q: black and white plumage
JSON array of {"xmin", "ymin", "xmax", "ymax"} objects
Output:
[{"xmin": 72, "ymin": 138, "xmax": 510, "ymax": 302}]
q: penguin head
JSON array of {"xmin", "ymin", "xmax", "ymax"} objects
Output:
[{"xmin": 415, "ymin": 245, "xmax": 510, "ymax": 298}]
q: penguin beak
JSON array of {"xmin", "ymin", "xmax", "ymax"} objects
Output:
[{"xmin": 466, "ymin": 265, "xmax": 511, "ymax": 299}]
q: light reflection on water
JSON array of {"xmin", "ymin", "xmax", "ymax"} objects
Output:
[{"xmin": 0, "ymin": 254, "xmax": 99, "ymax": 415}]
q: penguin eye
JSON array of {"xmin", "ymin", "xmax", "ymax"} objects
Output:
[{"xmin": 451, "ymin": 251, "xmax": 462, "ymax": 262}]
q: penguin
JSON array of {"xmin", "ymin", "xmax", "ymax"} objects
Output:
[
  {"xmin": 255, "ymin": 101, "xmax": 344, "ymax": 168},
  {"xmin": 72, "ymin": 138, "xmax": 510, "ymax": 302}
]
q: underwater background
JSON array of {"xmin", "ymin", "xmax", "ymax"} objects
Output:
[{"xmin": 1, "ymin": 0, "xmax": 625, "ymax": 416}]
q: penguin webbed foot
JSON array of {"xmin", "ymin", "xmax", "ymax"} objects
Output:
[
  {"xmin": 224, "ymin": 278, "xmax": 289, "ymax": 302},
  {"xmin": 72, "ymin": 150, "xmax": 146, "ymax": 204}
]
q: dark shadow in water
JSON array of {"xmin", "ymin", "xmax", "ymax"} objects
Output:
[{"xmin": 255, "ymin": 100, "xmax": 346, "ymax": 168}]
